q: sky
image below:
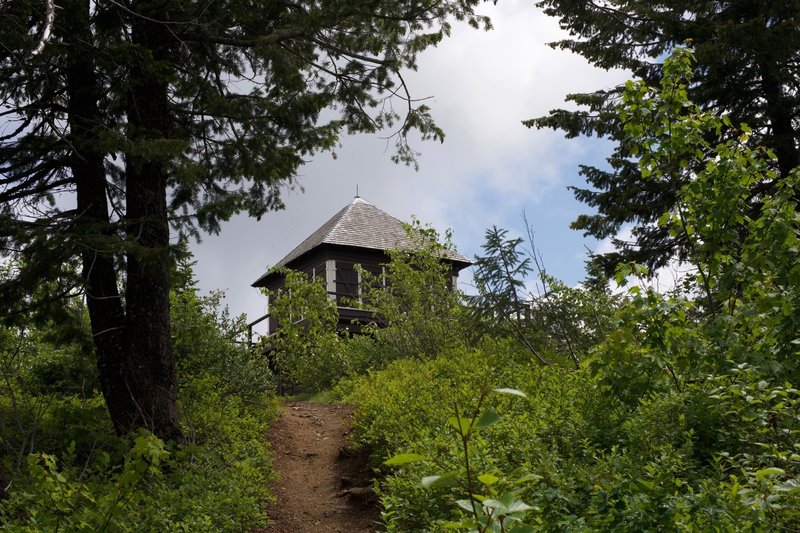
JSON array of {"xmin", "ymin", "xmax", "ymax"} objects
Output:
[{"xmin": 189, "ymin": 0, "xmax": 631, "ymax": 330}]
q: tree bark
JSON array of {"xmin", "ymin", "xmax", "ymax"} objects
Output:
[
  {"xmin": 120, "ymin": 6, "xmax": 183, "ymax": 442},
  {"xmin": 65, "ymin": 0, "xmax": 138, "ymax": 437},
  {"xmin": 67, "ymin": 0, "xmax": 182, "ymax": 441},
  {"xmin": 758, "ymin": 56, "xmax": 800, "ymax": 179}
]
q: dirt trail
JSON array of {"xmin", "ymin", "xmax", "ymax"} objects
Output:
[{"xmin": 261, "ymin": 401, "xmax": 381, "ymax": 533}]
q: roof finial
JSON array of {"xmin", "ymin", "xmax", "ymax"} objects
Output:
[{"xmin": 355, "ymin": 184, "xmax": 359, "ymax": 198}]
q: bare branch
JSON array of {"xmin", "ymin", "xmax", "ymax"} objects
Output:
[{"xmin": 31, "ymin": 0, "xmax": 56, "ymax": 56}]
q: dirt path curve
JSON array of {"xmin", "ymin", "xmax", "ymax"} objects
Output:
[{"xmin": 261, "ymin": 401, "xmax": 381, "ymax": 533}]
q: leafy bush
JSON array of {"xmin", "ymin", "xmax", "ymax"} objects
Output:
[
  {"xmin": 2, "ymin": 417, "xmax": 274, "ymax": 532},
  {"xmin": 347, "ymin": 342, "xmax": 800, "ymax": 530},
  {"xmin": 469, "ymin": 225, "xmax": 618, "ymax": 369},
  {"xmin": 343, "ymin": 339, "xmax": 602, "ymax": 530},
  {"xmin": 264, "ymin": 268, "xmax": 346, "ymax": 391},
  {"xmin": 357, "ymin": 221, "xmax": 468, "ymax": 361},
  {"xmin": 1, "ymin": 257, "xmax": 277, "ymax": 532},
  {"xmin": 172, "ymin": 285, "xmax": 273, "ymax": 408}
]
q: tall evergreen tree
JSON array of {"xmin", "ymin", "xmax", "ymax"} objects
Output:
[
  {"xmin": 0, "ymin": 0, "xmax": 489, "ymax": 439},
  {"xmin": 527, "ymin": 0, "xmax": 800, "ymax": 276}
]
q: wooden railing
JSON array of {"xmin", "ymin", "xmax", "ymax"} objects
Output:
[{"xmin": 244, "ymin": 289, "xmax": 371, "ymax": 346}]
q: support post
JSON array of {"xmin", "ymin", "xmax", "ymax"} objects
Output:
[{"xmin": 325, "ymin": 260, "xmax": 336, "ymax": 301}]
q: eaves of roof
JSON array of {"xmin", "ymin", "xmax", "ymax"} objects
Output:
[{"xmin": 251, "ymin": 197, "xmax": 471, "ymax": 287}]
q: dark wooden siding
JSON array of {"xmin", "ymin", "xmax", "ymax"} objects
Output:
[{"xmin": 254, "ymin": 244, "xmax": 465, "ymax": 336}]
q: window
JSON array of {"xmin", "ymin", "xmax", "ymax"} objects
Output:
[{"xmin": 335, "ymin": 262, "xmax": 359, "ymax": 306}]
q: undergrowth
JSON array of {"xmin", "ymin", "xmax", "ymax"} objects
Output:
[{"xmin": 0, "ymin": 266, "xmax": 277, "ymax": 532}]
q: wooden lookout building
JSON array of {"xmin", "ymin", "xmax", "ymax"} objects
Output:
[{"xmin": 249, "ymin": 197, "xmax": 471, "ymax": 336}]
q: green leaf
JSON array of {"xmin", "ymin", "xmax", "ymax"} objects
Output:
[
  {"xmin": 505, "ymin": 501, "xmax": 535, "ymax": 514},
  {"xmin": 455, "ymin": 499, "xmax": 476, "ymax": 512},
  {"xmin": 756, "ymin": 467, "xmax": 785, "ymax": 479},
  {"xmin": 482, "ymin": 498, "xmax": 503, "ymax": 509},
  {"xmin": 475, "ymin": 410, "xmax": 502, "ymax": 430},
  {"xmin": 478, "ymin": 473, "xmax": 500, "ymax": 486},
  {"xmin": 384, "ymin": 453, "xmax": 426, "ymax": 466},
  {"xmin": 515, "ymin": 473, "xmax": 543, "ymax": 484},
  {"xmin": 443, "ymin": 520, "xmax": 476, "ymax": 529},
  {"xmin": 447, "ymin": 416, "xmax": 472, "ymax": 435},
  {"xmin": 509, "ymin": 526, "xmax": 536, "ymax": 533},
  {"xmin": 492, "ymin": 388, "xmax": 527, "ymax": 398},
  {"xmin": 421, "ymin": 472, "xmax": 459, "ymax": 488}
]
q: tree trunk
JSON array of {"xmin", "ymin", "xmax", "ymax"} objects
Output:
[
  {"xmin": 759, "ymin": 55, "xmax": 800, "ymax": 179},
  {"xmin": 65, "ymin": 0, "xmax": 140, "ymax": 437},
  {"xmin": 68, "ymin": 0, "xmax": 183, "ymax": 441},
  {"xmin": 119, "ymin": 7, "xmax": 183, "ymax": 442}
]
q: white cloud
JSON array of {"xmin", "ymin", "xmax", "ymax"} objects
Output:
[{"xmin": 190, "ymin": 0, "xmax": 632, "ymax": 326}]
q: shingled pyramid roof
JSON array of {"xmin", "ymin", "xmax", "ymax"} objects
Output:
[{"xmin": 252, "ymin": 197, "xmax": 470, "ymax": 286}]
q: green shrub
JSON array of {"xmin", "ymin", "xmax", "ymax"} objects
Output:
[
  {"xmin": 1, "ymin": 264, "xmax": 277, "ymax": 532},
  {"xmin": 1, "ymin": 412, "xmax": 275, "ymax": 532},
  {"xmin": 26, "ymin": 343, "xmax": 98, "ymax": 397},
  {"xmin": 264, "ymin": 269, "xmax": 346, "ymax": 391},
  {"xmin": 344, "ymin": 339, "xmax": 599, "ymax": 530},
  {"xmin": 357, "ymin": 221, "xmax": 468, "ymax": 362},
  {"xmin": 172, "ymin": 287, "xmax": 273, "ymax": 406},
  {"xmin": 1, "ymin": 372, "xmax": 276, "ymax": 533},
  {"xmin": 345, "ymin": 336, "xmax": 800, "ymax": 531}
]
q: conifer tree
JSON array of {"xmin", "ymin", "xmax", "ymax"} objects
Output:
[
  {"xmin": 528, "ymin": 1, "xmax": 800, "ymax": 276},
  {"xmin": 0, "ymin": 0, "xmax": 488, "ymax": 439}
]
